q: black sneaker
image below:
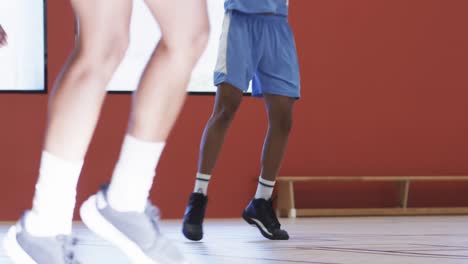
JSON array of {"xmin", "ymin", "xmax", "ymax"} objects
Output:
[
  {"xmin": 242, "ymin": 198, "xmax": 289, "ymax": 240},
  {"xmin": 182, "ymin": 193, "xmax": 208, "ymax": 241}
]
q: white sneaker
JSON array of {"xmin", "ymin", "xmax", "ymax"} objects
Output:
[
  {"xmin": 80, "ymin": 185, "xmax": 188, "ymax": 264},
  {"xmin": 3, "ymin": 212, "xmax": 80, "ymax": 264}
]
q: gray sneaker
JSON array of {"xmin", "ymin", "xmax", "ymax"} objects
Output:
[
  {"xmin": 80, "ymin": 185, "xmax": 187, "ymax": 264},
  {"xmin": 3, "ymin": 212, "xmax": 80, "ymax": 264}
]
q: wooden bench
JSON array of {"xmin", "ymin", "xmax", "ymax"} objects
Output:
[{"xmin": 276, "ymin": 176, "xmax": 468, "ymax": 218}]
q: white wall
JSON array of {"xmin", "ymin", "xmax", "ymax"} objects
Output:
[
  {"xmin": 0, "ymin": 0, "xmax": 45, "ymax": 91},
  {"xmin": 107, "ymin": 0, "xmax": 225, "ymax": 93}
]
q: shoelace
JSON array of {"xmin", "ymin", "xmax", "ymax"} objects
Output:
[{"xmin": 57, "ymin": 235, "xmax": 80, "ymax": 264}]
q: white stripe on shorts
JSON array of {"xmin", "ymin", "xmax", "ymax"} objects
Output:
[{"xmin": 214, "ymin": 11, "xmax": 232, "ymax": 74}]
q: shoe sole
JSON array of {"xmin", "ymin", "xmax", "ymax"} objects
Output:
[
  {"xmin": 81, "ymin": 195, "xmax": 177, "ymax": 264},
  {"xmin": 242, "ymin": 211, "xmax": 275, "ymax": 240},
  {"xmin": 242, "ymin": 211, "xmax": 288, "ymax": 240},
  {"xmin": 182, "ymin": 223, "xmax": 203, "ymax": 241},
  {"xmin": 3, "ymin": 226, "xmax": 37, "ymax": 264}
]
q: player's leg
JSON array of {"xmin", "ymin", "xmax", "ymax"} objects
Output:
[
  {"xmin": 259, "ymin": 94, "xmax": 295, "ymax": 183},
  {"xmin": 182, "ymin": 11, "xmax": 254, "ymax": 241},
  {"xmin": 198, "ymin": 84, "xmax": 243, "ymax": 177},
  {"xmin": 79, "ymin": 0, "xmax": 209, "ymax": 262},
  {"xmin": 243, "ymin": 15, "xmax": 300, "ymax": 240},
  {"xmin": 242, "ymin": 94, "xmax": 295, "ymax": 240},
  {"xmin": 3, "ymin": 1, "xmax": 132, "ymax": 263},
  {"xmin": 183, "ymin": 83, "xmax": 243, "ymax": 241},
  {"xmin": 104, "ymin": 0, "xmax": 210, "ymax": 213},
  {"xmin": 128, "ymin": 0, "xmax": 210, "ymax": 142}
]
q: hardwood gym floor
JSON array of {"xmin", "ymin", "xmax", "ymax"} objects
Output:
[{"xmin": 1, "ymin": 216, "xmax": 467, "ymax": 264}]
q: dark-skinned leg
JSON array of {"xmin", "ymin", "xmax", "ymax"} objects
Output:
[
  {"xmin": 183, "ymin": 83, "xmax": 243, "ymax": 241},
  {"xmin": 243, "ymin": 93, "xmax": 295, "ymax": 241}
]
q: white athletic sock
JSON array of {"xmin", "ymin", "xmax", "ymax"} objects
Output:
[
  {"xmin": 254, "ymin": 177, "xmax": 276, "ymax": 200},
  {"xmin": 26, "ymin": 151, "xmax": 84, "ymax": 236},
  {"xmin": 107, "ymin": 135, "xmax": 165, "ymax": 213},
  {"xmin": 193, "ymin": 172, "xmax": 211, "ymax": 195}
]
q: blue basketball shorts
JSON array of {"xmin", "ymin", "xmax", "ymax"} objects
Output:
[{"xmin": 214, "ymin": 10, "xmax": 301, "ymax": 99}]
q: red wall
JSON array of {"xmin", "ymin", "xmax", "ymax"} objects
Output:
[{"xmin": 1, "ymin": 0, "xmax": 468, "ymax": 220}]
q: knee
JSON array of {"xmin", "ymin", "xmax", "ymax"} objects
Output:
[
  {"xmin": 103, "ymin": 37, "xmax": 129, "ymax": 66},
  {"xmin": 270, "ymin": 111, "xmax": 293, "ymax": 134},
  {"xmin": 187, "ymin": 23, "xmax": 210, "ymax": 57},
  {"xmin": 162, "ymin": 22, "xmax": 210, "ymax": 63},
  {"xmin": 77, "ymin": 35, "xmax": 129, "ymax": 75},
  {"xmin": 212, "ymin": 99, "xmax": 241, "ymax": 126},
  {"xmin": 93, "ymin": 36, "xmax": 129, "ymax": 71}
]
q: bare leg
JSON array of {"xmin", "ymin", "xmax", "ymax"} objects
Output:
[
  {"xmin": 198, "ymin": 83, "xmax": 243, "ymax": 174},
  {"xmin": 45, "ymin": 0, "xmax": 131, "ymax": 160},
  {"xmin": 79, "ymin": 1, "xmax": 210, "ymax": 262},
  {"xmin": 182, "ymin": 84, "xmax": 242, "ymax": 241},
  {"xmin": 129, "ymin": 0, "xmax": 210, "ymax": 141},
  {"xmin": 105, "ymin": 0, "xmax": 210, "ymax": 212},
  {"xmin": 260, "ymin": 94, "xmax": 295, "ymax": 182},
  {"xmin": 4, "ymin": 1, "xmax": 133, "ymax": 263}
]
